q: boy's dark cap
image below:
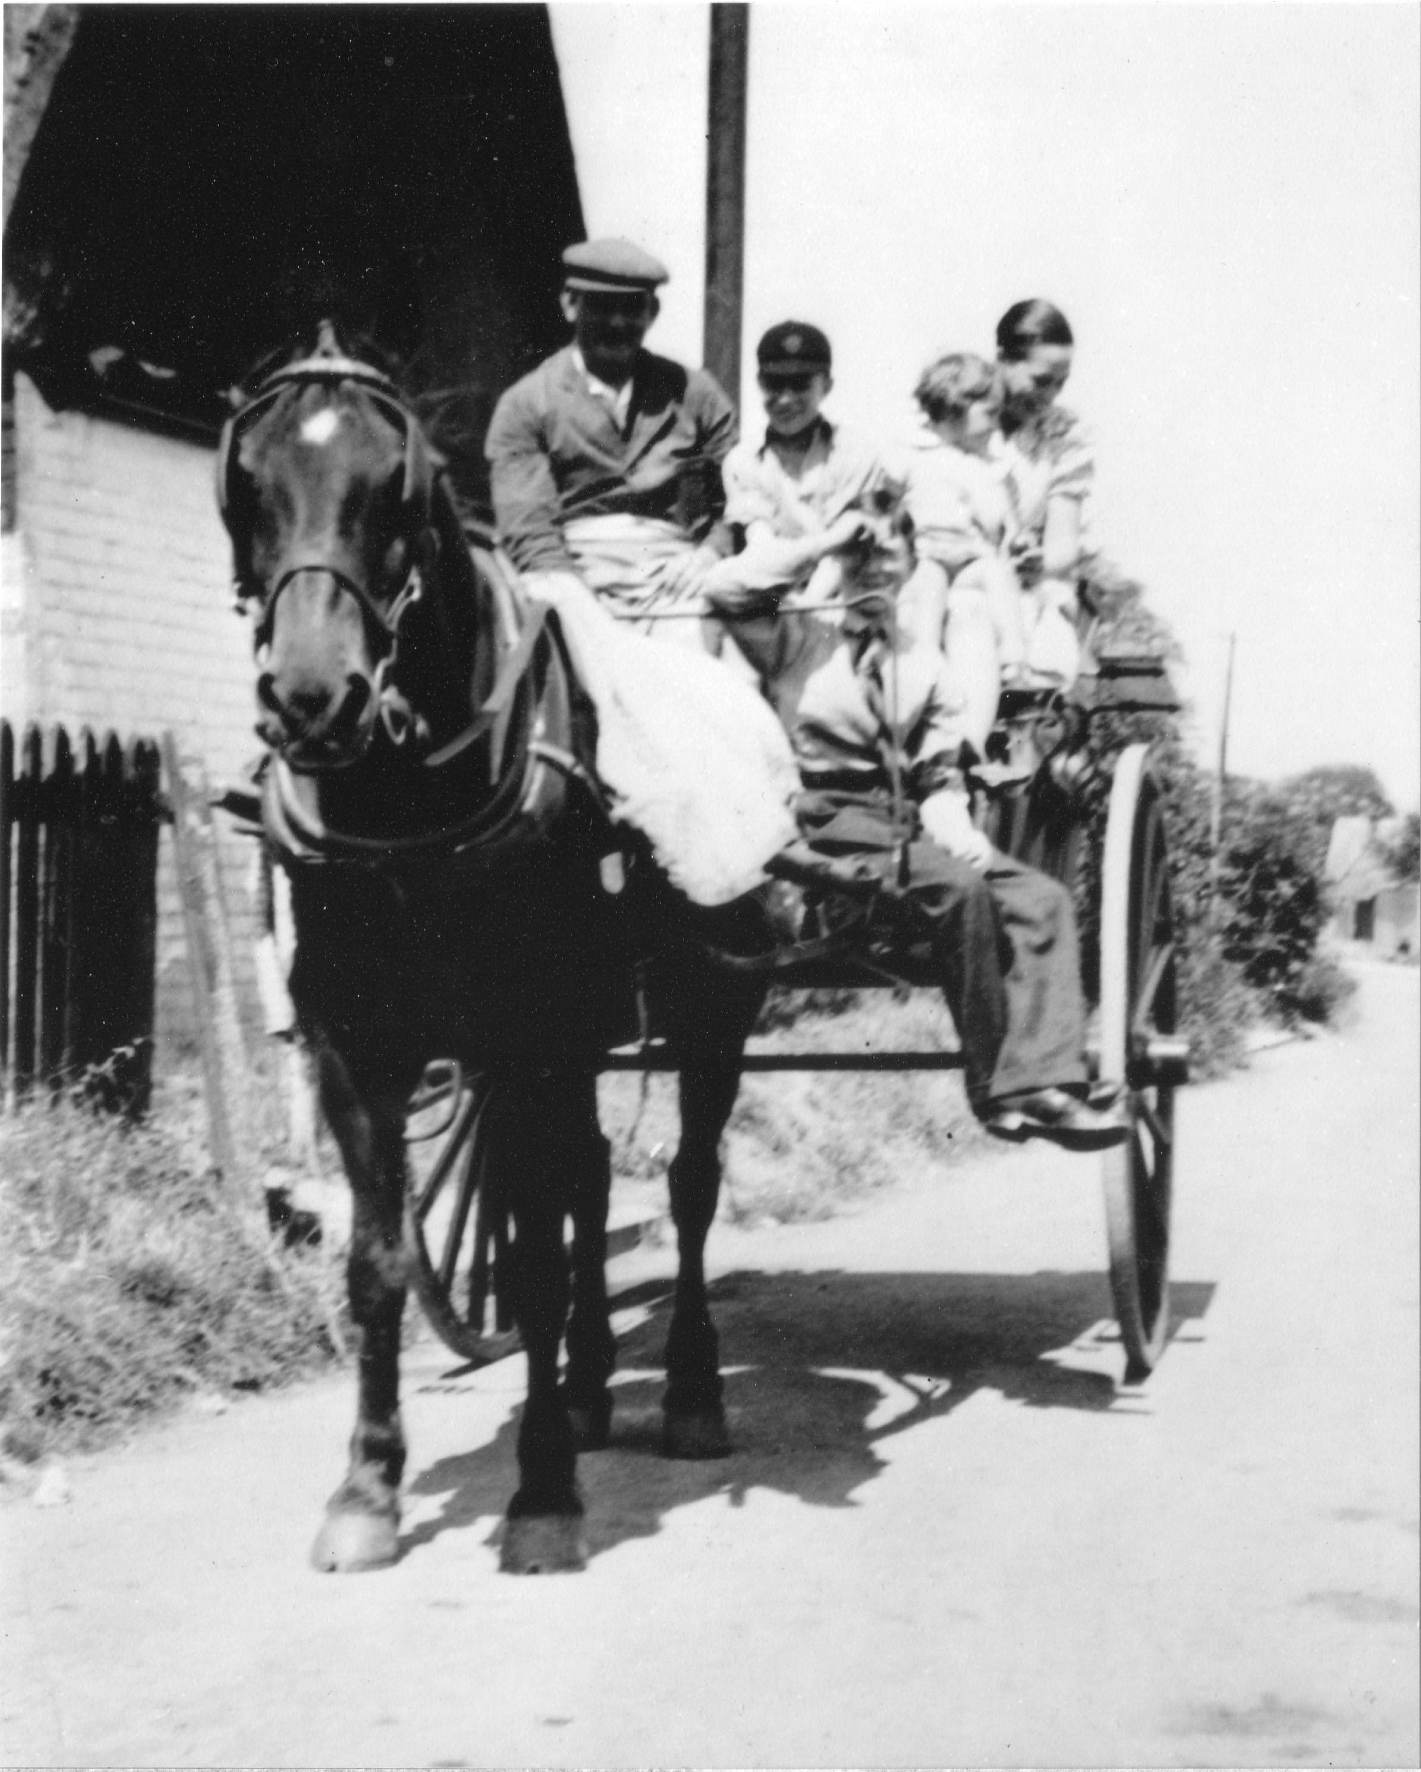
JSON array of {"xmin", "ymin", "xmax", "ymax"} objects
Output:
[
  {"xmin": 757, "ymin": 321, "xmax": 832, "ymax": 375},
  {"xmin": 562, "ymin": 238, "xmax": 669, "ymax": 293}
]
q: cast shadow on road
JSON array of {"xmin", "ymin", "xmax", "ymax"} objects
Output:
[{"xmin": 400, "ymin": 1268, "xmax": 1215, "ymax": 1567}]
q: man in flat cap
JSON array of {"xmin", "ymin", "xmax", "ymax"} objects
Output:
[
  {"xmin": 705, "ymin": 321, "xmax": 896, "ymax": 653},
  {"xmin": 485, "ymin": 238, "xmax": 739, "ymax": 644}
]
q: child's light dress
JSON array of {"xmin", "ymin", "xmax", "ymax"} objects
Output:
[{"xmin": 895, "ymin": 424, "xmax": 1029, "ymax": 751}]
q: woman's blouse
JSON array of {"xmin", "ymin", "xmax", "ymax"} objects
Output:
[{"xmin": 1000, "ymin": 404, "xmax": 1095, "ymax": 544}]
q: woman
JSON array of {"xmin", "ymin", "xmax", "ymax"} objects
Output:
[{"xmin": 994, "ymin": 299, "xmax": 1095, "ymax": 685}]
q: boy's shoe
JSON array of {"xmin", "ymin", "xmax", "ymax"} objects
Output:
[{"xmin": 983, "ymin": 1086, "xmax": 1129, "ymax": 1152}]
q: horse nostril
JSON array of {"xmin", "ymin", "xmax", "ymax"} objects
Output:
[
  {"xmin": 321, "ymin": 676, "xmax": 373, "ymax": 744},
  {"xmin": 257, "ymin": 673, "xmax": 283, "ymax": 715},
  {"xmin": 344, "ymin": 675, "xmax": 372, "ymax": 721}
]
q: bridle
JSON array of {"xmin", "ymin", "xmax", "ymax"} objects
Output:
[
  {"xmin": 216, "ymin": 341, "xmax": 434, "ymax": 746},
  {"xmin": 222, "ymin": 336, "xmax": 603, "ymax": 869}
]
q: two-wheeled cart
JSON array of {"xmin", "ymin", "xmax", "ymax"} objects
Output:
[{"xmin": 404, "ymin": 650, "xmax": 1189, "ymax": 1386}]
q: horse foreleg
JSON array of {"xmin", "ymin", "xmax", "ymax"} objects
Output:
[
  {"xmin": 663, "ymin": 1055, "xmax": 743, "ymax": 1459},
  {"xmin": 562, "ymin": 1077, "xmax": 616, "ymax": 1449},
  {"xmin": 309, "ymin": 1047, "xmax": 413, "ymax": 1573},
  {"xmin": 498, "ymin": 1071, "xmax": 588, "ymax": 1573}
]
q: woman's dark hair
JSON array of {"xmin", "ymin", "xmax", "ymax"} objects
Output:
[{"xmin": 995, "ymin": 299, "xmax": 1074, "ymax": 362}]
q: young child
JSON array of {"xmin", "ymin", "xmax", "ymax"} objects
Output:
[{"xmin": 895, "ymin": 351, "xmax": 1031, "ymax": 755}]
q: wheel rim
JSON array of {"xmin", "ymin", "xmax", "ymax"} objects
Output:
[
  {"xmin": 404, "ymin": 1074, "xmax": 521, "ymax": 1364},
  {"xmin": 1099, "ymin": 745, "xmax": 1177, "ymax": 1382}
]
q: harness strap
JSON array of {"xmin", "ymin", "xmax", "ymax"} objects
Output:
[{"xmin": 423, "ymin": 601, "xmax": 556, "ymax": 770}]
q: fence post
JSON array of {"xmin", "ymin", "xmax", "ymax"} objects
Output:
[
  {"xmin": 11, "ymin": 723, "xmax": 42, "ymax": 1101},
  {"xmin": 39, "ymin": 725, "xmax": 74, "ymax": 1087},
  {"xmin": 124, "ymin": 738, "xmax": 161, "ymax": 1114},
  {"xmin": 162, "ymin": 733, "xmax": 254, "ymax": 1190},
  {"xmin": 0, "ymin": 722, "xmax": 13, "ymax": 1103}
]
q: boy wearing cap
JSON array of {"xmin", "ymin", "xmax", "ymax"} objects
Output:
[
  {"xmin": 706, "ymin": 321, "xmax": 895, "ymax": 630},
  {"xmin": 485, "ymin": 238, "xmax": 738, "ymax": 645}
]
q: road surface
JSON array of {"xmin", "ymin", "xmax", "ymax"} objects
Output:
[{"xmin": 2, "ymin": 962, "xmax": 1417, "ymax": 1767}]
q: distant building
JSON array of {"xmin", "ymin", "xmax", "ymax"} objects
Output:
[{"xmin": 1324, "ymin": 817, "xmax": 1420, "ymax": 960}]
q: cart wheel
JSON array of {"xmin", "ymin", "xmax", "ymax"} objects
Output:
[
  {"xmin": 1098, "ymin": 744, "xmax": 1186, "ymax": 1383},
  {"xmin": 404, "ymin": 1068, "xmax": 521, "ymax": 1365}
]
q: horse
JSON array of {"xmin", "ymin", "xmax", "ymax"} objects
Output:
[{"xmin": 217, "ymin": 324, "xmax": 771, "ymax": 1573}]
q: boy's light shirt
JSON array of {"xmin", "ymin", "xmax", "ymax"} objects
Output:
[{"xmin": 722, "ymin": 416, "xmax": 888, "ymax": 539}]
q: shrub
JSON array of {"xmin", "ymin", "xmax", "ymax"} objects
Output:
[
  {"xmin": 1282, "ymin": 949, "xmax": 1359, "ymax": 1028},
  {"xmin": 1216, "ymin": 784, "xmax": 1328, "ymax": 1021},
  {"xmin": 1078, "ymin": 565, "xmax": 1362, "ymax": 1055}
]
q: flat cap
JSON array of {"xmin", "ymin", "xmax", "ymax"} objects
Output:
[
  {"xmin": 562, "ymin": 238, "xmax": 669, "ymax": 293},
  {"xmin": 757, "ymin": 321, "xmax": 832, "ymax": 375}
]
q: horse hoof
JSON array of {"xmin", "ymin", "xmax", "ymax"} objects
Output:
[
  {"xmin": 662, "ymin": 1408, "xmax": 732, "ymax": 1460},
  {"xmin": 500, "ymin": 1512, "xmax": 588, "ymax": 1574},
  {"xmin": 567, "ymin": 1396, "xmax": 613, "ymax": 1451},
  {"xmin": 310, "ymin": 1508, "xmax": 400, "ymax": 1573}
]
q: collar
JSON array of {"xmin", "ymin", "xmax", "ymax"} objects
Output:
[
  {"xmin": 570, "ymin": 346, "xmax": 636, "ymax": 422},
  {"xmin": 840, "ymin": 603, "xmax": 898, "ymax": 648},
  {"xmin": 757, "ymin": 413, "xmax": 835, "ymax": 460}
]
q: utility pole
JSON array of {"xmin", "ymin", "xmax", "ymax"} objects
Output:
[
  {"xmin": 1209, "ymin": 631, "xmax": 1237, "ymax": 911},
  {"xmin": 704, "ymin": 3, "xmax": 748, "ymax": 398}
]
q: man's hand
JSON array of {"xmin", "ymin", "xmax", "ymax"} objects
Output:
[
  {"xmin": 705, "ymin": 583, "xmax": 781, "ymax": 619},
  {"xmin": 656, "ymin": 544, "xmax": 721, "ymax": 601},
  {"xmin": 920, "ymin": 789, "xmax": 994, "ymax": 870},
  {"xmin": 823, "ymin": 511, "xmax": 873, "ymax": 555}
]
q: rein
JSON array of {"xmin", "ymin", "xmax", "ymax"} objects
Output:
[
  {"xmin": 621, "ymin": 591, "xmax": 892, "ymax": 621},
  {"xmin": 423, "ymin": 599, "xmax": 554, "ymax": 769}
]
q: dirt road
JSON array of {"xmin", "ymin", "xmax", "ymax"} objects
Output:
[{"xmin": 3, "ymin": 963, "xmax": 1417, "ymax": 1767}]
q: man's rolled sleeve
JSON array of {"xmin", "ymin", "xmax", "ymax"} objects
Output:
[{"xmin": 909, "ymin": 659, "xmax": 971, "ymax": 796}]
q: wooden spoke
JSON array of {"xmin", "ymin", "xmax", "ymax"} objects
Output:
[
  {"xmin": 1131, "ymin": 942, "xmax": 1175, "ymax": 1047},
  {"xmin": 435, "ymin": 1131, "xmax": 478, "ymax": 1292},
  {"xmin": 403, "ymin": 1076, "xmax": 521, "ymax": 1365},
  {"xmin": 408, "ymin": 1087, "xmax": 480, "ymax": 1222},
  {"xmin": 1136, "ymin": 1090, "xmax": 1173, "ymax": 1157}
]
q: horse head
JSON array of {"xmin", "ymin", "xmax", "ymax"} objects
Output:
[{"xmin": 219, "ymin": 323, "xmax": 440, "ymax": 770}]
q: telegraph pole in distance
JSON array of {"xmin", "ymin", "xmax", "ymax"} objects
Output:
[
  {"xmin": 704, "ymin": 3, "xmax": 748, "ymax": 397},
  {"xmin": 1209, "ymin": 631, "xmax": 1237, "ymax": 914}
]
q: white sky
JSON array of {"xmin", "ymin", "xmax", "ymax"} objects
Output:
[{"xmin": 549, "ymin": 0, "xmax": 1421, "ymax": 810}]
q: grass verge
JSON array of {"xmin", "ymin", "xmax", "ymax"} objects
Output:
[
  {"xmin": 601, "ymin": 986, "xmax": 987, "ymax": 1229},
  {"xmin": 0, "ymin": 1089, "xmax": 348, "ymax": 1469}
]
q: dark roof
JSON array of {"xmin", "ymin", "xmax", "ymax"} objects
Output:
[{"xmin": 4, "ymin": 4, "xmax": 584, "ymax": 437}]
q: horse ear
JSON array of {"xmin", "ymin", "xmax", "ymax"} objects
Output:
[
  {"xmin": 401, "ymin": 416, "xmax": 435, "ymax": 523},
  {"xmin": 215, "ymin": 412, "xmax": 241, "ymax": 532}
]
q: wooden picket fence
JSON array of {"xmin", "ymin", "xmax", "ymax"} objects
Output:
[{"xmin": 0, "ymin": 720, "xmax": 163, "ymax": 1113}]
